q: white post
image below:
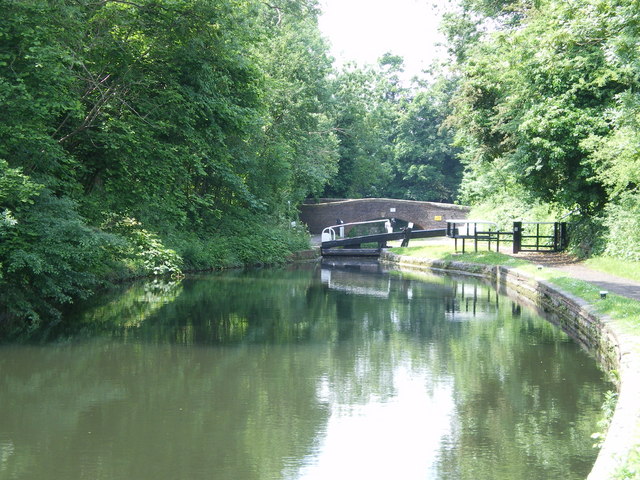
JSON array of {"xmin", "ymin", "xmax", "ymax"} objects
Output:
[{"xmin": 321, "ymin": 227, "xmax": 336, "ymax": 243}]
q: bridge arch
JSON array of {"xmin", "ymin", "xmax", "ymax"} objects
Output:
[{"xmin": 299, "ymin": 198, "xmax": 470, "ymax": 234}]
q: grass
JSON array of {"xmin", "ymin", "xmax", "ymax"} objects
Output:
[
  {"xmin": 392, "ymin": 242, "xmax": 530, "ymax": 268},
  {"xmin": 614, "ymin": 445, "xmax": 640, "ymax": 479},
  {"xmin": 584, "ymin": 256, "xmax": 640, "ymax": 283},
  {"xmin": 391, "ymin": 241, "xmax": 640, "ymax": 477},
  {"xmin": 396, "ymin": 240, "xmax": 640, "ymax": 282}
]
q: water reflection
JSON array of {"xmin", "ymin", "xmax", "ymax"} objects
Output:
[
  {"xmin": 445, "ymin": 282, "xmax": 501, "ymax": 321},
  {"xmin": 291, "ymin": 364, "xmax": 455, "ymax": 480},
  {"xmin": 0, "ymin": 264, "xmax": 610, "ymax": 480}
]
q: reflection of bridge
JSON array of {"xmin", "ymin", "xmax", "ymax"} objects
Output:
[
  {"xmin": 299, "ymin": 198, "xmax": 470, "ymax": 234},
  {"xmin": 321, "ymin": 267, "xmax": 391, "ymax": 298},
  {"xmin": 319, "ymin": 262, "xmax": 512, "ymax": 322}
]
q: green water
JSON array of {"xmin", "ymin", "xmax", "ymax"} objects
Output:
[{"xmin": 0, "ymin": 263, "xmax": 610, "ymax": 480}]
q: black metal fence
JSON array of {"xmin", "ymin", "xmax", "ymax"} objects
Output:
[
  {"xmin": 446, "ymin": 220, "xmax": 568, "ymax": 254},
  {"xmin": 512, "ymin": 221, "xmax": 568, "ymax": 253}
]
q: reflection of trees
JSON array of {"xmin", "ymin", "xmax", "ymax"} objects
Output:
[
  {"xmin": 0, "ymin": 265, "xmax": 610, "ymax": 479},
  {"xmin": 321, "ymin": 268, "xmax": 607, "ymax": 479},
  {"xmin": 15, "ymin": 279, "xmax": 184, "ymax": 342},
  {"xmin": 0, "ymin": 342, "xmax": 331, "ymax": 480},
  {"xmin": 434, "ymin": 287, "xmax": 608, "ymax": 480}
]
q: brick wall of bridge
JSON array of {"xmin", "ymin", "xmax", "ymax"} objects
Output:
[{"xmin": 299, "ymin": 198, "xmax": 470, "ymax": 234}]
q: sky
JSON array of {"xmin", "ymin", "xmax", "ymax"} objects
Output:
[{"xmin": 317, "ymin": 0, "xmax": 456, "ymax": 80}]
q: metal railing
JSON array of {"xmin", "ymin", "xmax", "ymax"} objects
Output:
[
  {"xmin": 446, "ymin": 220, "xmax": 568, "ymax": 253},
  {"xmin": 321, "ymin": 219, "xmax": 392, "ymax": 243},
  {"xmin": 446, "ymin": 220, "xmax": 499, "ymax": 253},
  {"xmin": 513, "ymin": 221, "xmax": 568, "ymax": 253}
]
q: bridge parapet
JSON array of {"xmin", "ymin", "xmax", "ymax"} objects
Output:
[{"xmin": 299, "ymin": 198, "xmax": 470, "ymax": 234}]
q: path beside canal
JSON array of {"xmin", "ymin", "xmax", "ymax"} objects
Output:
[{"xmin": 513, "ymin": 251, "xmax": 640, "ymax": 302}]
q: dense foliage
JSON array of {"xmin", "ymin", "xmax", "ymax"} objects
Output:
[
  {"xmin": 8, "ymin": 0, "xmax": 640, "ymax": 329},
  {"xmin": 445, "ymin": 0, "xmax": 640, "ymax": 258},
  {"xmin": 323, "ymin": 55, "xmax": 462, "ymax": 201},
  {"xmin": 0, "ymin": 0, "xmax": 335, "ymax": 326}
]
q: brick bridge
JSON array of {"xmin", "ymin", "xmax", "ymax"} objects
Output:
[{"xmin": 299, "ymin": 198, "xmax": 470, "ymax": 234}]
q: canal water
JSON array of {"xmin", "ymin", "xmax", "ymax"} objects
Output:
[{"xmin": 0, "ymin": 263, "xmax": 610, "ymax": 480}]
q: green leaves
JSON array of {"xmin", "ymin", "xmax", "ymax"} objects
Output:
[
  {"xmin": 1, "ymin": 0, "xmax": 340, "ymax": 328},
  {"xmin": 102, "ymin": 216, "xmax": 183, "ymax": 277},
  {"xmin": 325, "ymin": 59, "xmax": 405, "ymax": 198},
  {"xmin": 250, "ymin": 4, "xmax": 337, "ymax": 209},
  {"xmin": 449, "ymin": 0, "xmax": 631, "ymax": 215},
  {"xmin": 392, "ymin": 80, "xmax": 462, "ymax": 203},
  {"xmin": 442, "ymin": 0, "xmax": 640, "ymax": 261},
  {"xmin": 0, "ymin": 0, "xmax": 338, "ymax": 229},
  {"xmin": 0, "ymin": 160, "xmax": 42, "ymax": 208},
  {"xmin": 0, "ymin": 191, "xmax": 119, "ymax": 325}
]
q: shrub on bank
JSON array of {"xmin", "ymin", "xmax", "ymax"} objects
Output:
[
  {"xmin": 601, "ymin": 191, "xmax": 640, "ymax": 262},
  {"xmin": 0, "ymin": 199, "xmax": 309, "ymax": 332},
  {"xmin": 464, "ymin": 194, "xmax": 640, "ymax": 260},
  {"xmin": 167, "ymin": 218, "xmax": 310, "ymax": 271},
  {"xmin": 0, "ymin": 192, "xmax": 120, "ymax": 328}
]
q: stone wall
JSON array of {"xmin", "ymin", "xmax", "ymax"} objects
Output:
[{"xmin": 299, "ymin": 198, "xmax": 470, "ymax": 233}]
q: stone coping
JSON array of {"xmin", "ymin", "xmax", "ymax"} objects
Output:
[{"xmin": 380, "ymin": 252, "xmax": 640, "ymax": 480}]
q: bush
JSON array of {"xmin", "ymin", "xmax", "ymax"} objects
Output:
[
  {"xmin": 166, "ymin": 233, "xmax": 241, "ymax": 270},
  {"xmin": 0, "ymin": 192, "xmax": 121, "ymax": 327},
  {"xmin": 565, "ymin": 215, "xmax": 607, "ymax": 258},
  {"xmin": 0, "ymin": 194, "xmax": 311, "ymax": 330},
  {"xmin": 102, "ymin": 216, "xmax": 183, "ymax": 277},
  {"xmin": 466, "ymin": 191, "xmax": 565, "ymax": 231},
  {"xmin": 166, "ymin": 216, "xmax": 311, "ymax": 271},
  {"xmin": 601, "ymin": 191, "xmax": 640, "ymax": 261}
]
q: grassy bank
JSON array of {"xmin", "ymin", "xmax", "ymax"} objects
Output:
[{"xmin": 584, "ymin": 257, "xmax": 640, "ymax": 284}]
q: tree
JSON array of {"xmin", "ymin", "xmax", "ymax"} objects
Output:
[
  {"xmin": 324, "ymin": 55, "xmax": 407, "ymax": 198},
  {"xmin": 248, "ymin": 0, "xmax": 339, "ymax": 213},
  {"xmin": 0, "ymin": 0, "xmax": 339, "ymax": 326},
  {"xmin": 448, "ymin": 0, "xmax": 626, "ymax": 212},
  {"xmin": 390, "ymin": 76, "xmax": 462, "ymax": 202}
]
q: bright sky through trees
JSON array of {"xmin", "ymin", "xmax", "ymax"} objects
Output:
[{"xmin": 318, "ymin": 0, "xmax": 454, "ymax": 79}]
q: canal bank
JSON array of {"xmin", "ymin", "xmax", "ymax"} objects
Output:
[{"xmin": 379, "ymin": 251, "xmax": 640, "ymax": 480}]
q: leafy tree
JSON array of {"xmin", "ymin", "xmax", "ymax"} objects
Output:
[
  {"xmin": 67, "ymin": 0, "xmax": 267, "ymax": 230},
  {"xmin": 248, "ymin": 0, "xmax": 338, "ymax": 212},
  {"xmin": 442, "ymin": 0, "xmax": 640, "ymax": 263},
  {"xmin": 324, "ymin": 55, "xmax": 406, "ymax": 198},
  {"xmin": 390, "ymin": 77, "xmax": 462, "ymax": 202},
  {"xmin": 0, "ymin": 0, "xmax": 338, "ymax": 327},
  {"xmin": 0, "ymin": 191, "xmax": 118, "ymax": 326},
  {"xmin": 578, "ymin": 0, "xmax": 640, "ymax": 259},
  {"xmin": 0, "ymin": 1, "xmax": 80, "ymax": 190},
  {"xmin": 448, "ymin": 0, "xmax": 627, "ymax": 214}
]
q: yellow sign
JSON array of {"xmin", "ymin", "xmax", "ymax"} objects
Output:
[{"xmin": 434, "ymin": 215, "xmax": 443, "ymax": 221}]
